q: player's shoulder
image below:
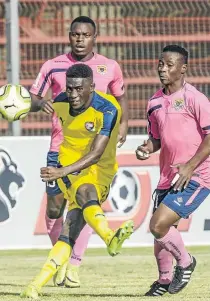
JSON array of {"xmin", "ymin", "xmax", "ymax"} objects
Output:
[
  {"xmin": 53, "ymin": 92, "xmax": 69, "ymax": 113},
  {"xmin": 94, "ymin": 53, "xmax": 119, "ymax": 66},
  {"xmin": 148, "ymin": 89, "xmax": 163, "ymax": 108},
  {"xmin": 42, "ymin": 54, "xmax": 69, "ymax": 69},
  {"xmin": 185, "ymin": 82, "xmax": 208, "ymax": 101},
  {"xmin": 50, "ymin": 54, "xmax": 70, "ymax": 64},
  {"xmin": 92, "ymin": 91, "xmax": 120, "ymax": 113}
]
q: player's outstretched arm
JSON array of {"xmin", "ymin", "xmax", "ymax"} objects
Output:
[
  {"xmin": 40, "ymin": 134, "xmax": 109, "ymax": 182},
  {"xmin": 30, "ymin": 93, "xmax": 54, "ymax": 114}
]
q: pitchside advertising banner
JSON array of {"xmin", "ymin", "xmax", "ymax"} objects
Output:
[{"xmin": 0, "ymin": 135, "xmax": 210, "ymax": 249}]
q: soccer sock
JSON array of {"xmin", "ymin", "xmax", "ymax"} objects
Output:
[
  {"xmin": 156, "ymin": 226, "xmax": 191, "ymax": 268},
  {"xmin": 70, "ymin": 224, "xmax": 93, "ymax": 266},
  {"xmin": 82, "ymin": 201, "xmax": 113, "ymax": 245},
  {"xmin": 31, "ymin": 241, "xmax": 71, "ymax": 289},
  {"xmin": 45, "ymin": 214, "xmax": 63, "ymax": 245},
  {"xmin": 154, "ymin": 239, "xmax": 173, "ymax": 284}
]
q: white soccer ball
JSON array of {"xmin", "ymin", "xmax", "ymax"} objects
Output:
[
  {"xmin": 0, "ymin": 84, "xmax": 31, "ymax": 122},
  {"xmin": 109, "ymin": 169, "xmax": 138, "ymax": 213}
]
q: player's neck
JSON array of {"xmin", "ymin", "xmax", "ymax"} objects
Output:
[
  {"xmin": 163, "ymin": 79, "xmax": 185, "ymax": 95},
  {"xmin": 71, "ymin": 52, "xmax": 94, "ymax": 62}
]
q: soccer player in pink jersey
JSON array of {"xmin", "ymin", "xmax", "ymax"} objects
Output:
[
  {"xmin": 136, "ymin": 45, "xmax": 210, "ymax": 296},
  {"xmin": 29, "ymin": 16, "xmax": 128, "ymax": 288}
]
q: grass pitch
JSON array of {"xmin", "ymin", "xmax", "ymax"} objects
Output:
[{"xmin": 0, "ymin": 246, "xmax": 209, "ymax": 301}]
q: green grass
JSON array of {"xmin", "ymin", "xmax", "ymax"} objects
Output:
[{"xmin": 0, "ymin": 246, "xmax": 210, "ymax": 301}]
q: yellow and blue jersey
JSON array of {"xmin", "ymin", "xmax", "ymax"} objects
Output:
[{"xmin": 53, "ymin": 90, "xmax": 121, "ymax": 186}]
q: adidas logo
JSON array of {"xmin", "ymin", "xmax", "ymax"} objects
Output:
[
  {"xmin": 153, "ymin": 287, "xmax": 168, "ymax": 296},
  {"xmin": 182, "ymin": 270, "xmax": 192, "ymax": 283}
]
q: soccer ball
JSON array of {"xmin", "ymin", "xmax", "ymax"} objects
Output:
[
  {"xmin": 0, "ymin": 84, "xmax": 31, "ymax": 122},
  {"xmin": 109, "ymin": 169, "xmax": 138, "ymax": 213}
]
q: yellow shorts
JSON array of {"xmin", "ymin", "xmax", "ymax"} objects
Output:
[{"xmin": 57, "ymin": 169, "xmax": 111, "ymax": 211}]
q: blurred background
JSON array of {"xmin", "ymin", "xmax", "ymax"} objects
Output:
[
  {"xmin": 0, "ymin": 0, "xmax": 210, "ymax": 250},
  {"xmin": 0, "ymin": 5, "xmax": 210, "ymax": 297},
  {"xmin": 1, "ymin": 0, "xmax": 210, "ymax": 136}
]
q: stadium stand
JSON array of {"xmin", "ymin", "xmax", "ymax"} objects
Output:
[{"xmin": 0, "ymin": 0, "xmax": 210, "ymax": 135}]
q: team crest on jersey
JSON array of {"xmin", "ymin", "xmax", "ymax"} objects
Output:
[
  {"xmin": 96, "ymin": 65, "xmax": 107, "ymax": 75},
  {"xmin": 85, "ymin": 122, "xmax": 95, "ymax": 131},
  {"xmin": 173, "ymin": 99, "xmax": 185, "ymax": 110}
]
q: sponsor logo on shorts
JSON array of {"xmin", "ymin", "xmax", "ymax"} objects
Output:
[{"xmin": 174, "ymin": 196, "xmax": 183, "ymax": 206}]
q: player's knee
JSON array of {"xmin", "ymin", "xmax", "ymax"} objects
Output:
[
  {"xmin": 76, "ymin": 184, "xmax": 98, "ymax": 207},
  {"xmin": 46, "ymin": 207, "xmax": 63, "ymax": 219},
  {"xmin": 149, "ymin": 218, "xmax": 166, "ymax": 239},
  {"xmin": 46, "ymin": 194, "xmax": 66, "ymax": 219}
]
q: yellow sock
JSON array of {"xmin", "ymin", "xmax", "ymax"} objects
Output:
[
  {"xmin": 83, "ymin": 204, "xmax": 113, "ymax": 245},
  {"xmin": 32, "ymin": 241, "xmax": 71, "ymax": 289}
]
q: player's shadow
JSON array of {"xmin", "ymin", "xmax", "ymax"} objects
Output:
[
  {"xmin": 0, "ymin": 283, "xmax": 20, "ymax": 287},
  {"xmin": 58, "ymin": 293, "xmax": 143, "ymax": 298},
  {"xmin": 0, "ymin": 292, "xmax": 20, "ymax": 296}
]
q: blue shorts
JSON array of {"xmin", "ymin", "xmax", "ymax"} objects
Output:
[
  {"xmin": 46, "ymin": 151, "xmax": 62, "ymax": 196},
  {"xmin": 152, "ymin": 188, "xmax": 170, "ymax": 213},
  {"xmin": 161, "ymin": 180, "xmax": 210, "ymax": 219}
]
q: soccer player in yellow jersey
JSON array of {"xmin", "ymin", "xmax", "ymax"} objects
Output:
[{"xmin": 21, "ymin": 64, "xmax": 134, "ymax": 299}]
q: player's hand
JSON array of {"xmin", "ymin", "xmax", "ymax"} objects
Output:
[
  {"xmin": 170, "ymin": 163, "xmax": 194, "ymax": 191},
  {"xmin": 40, "ymin": 166, "xmax": 65, "ymax": 182},
  {"xmin": 40, "ymin": 100, "xmax": 54, "ymax": 114},
  {"xmin": 117, "ymin": 122, "xmax": 128, "ymax": 148},
  {"xmin": 135, "ymin": 141, "xmax": 150, "ymax": 160}
]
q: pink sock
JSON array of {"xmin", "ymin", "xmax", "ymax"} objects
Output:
[
  {"xmin": 156, "ymin": 226, "xmax": 191, "ymax": 268},
  {"xmin": 45, "ymin": 214, "xmax": 63, "ymax": 245},
  {"xmin": 70, "ymin": 224, "xmax": 93, "ymax": 266},
  {"xmin": 154, "ymin": 239, "xmax": 173, "ymax": 284}
]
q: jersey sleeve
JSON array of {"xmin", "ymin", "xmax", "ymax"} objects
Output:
[
  {"xmin": 97, "ymin": 108, "xmax": 118, "ymax": 137},
  {"xmin": 30, "ymin": 60, "xmax": 52, "ymax": 97},
  {"xmin": 191, "ymin": 93, "xmax": 210, "ymax": 135},
  {"xmin": 147, "ymin": 102, "xmax": 160, "ymax": 139},
  {"xmin": 108, "ymin": 61, "xmax": 125, "ymax": 97}
]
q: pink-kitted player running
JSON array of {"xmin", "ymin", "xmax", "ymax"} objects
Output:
[{"xmin": 29, "ymin": 16, "xmax": 128, "ymax": 288}]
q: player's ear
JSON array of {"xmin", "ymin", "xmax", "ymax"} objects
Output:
[
  {"xmin": 90, "ymin": 83, "xmax": 95, "ymax": 92},
  {"xmin": 181, "ymin": 64, "xmax": 187, "ymax": 74},
  {"xmin": 93, "ymin": 32, "xmax": 97, "ymax": 40}
]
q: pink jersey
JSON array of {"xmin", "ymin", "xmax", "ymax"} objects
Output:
[
  {"xmin": 30, "ymin": 53, "xmax": 124, "ymax": 151},
  {"xmin": 148, "ymin": 82, "xmax": 210, "ymax": 189}
]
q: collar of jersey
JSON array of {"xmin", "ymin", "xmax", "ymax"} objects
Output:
[
  {"xmin": 67, "ymin": 52, "xmax": 96, "ymax": 63},
  {"xmin": 69, "ymin": 91, "xmax": 96, "ymax": 117},
  {"xmin": 162, "ymin": 81, "xmax": 186, "ymax": 99}
]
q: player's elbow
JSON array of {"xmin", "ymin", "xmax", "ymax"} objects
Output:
[{"xmin": 91, "ymin": 151, "xmax": 103, "ymax": 164}]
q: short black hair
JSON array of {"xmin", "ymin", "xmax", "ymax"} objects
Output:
[
  {"xmin": 66, "ymin": 64, "xmax": 93, "ymax": 79},
  {"xmin": 70, "ymin": 16, "xmax": 96, "ymax": 33},
  {"xmin": 163, "ymin": 45, "xmax": 188, "ymax": 64}
]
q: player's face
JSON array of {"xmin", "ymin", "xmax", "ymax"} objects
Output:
[
  {"xmin": 158, "ymin": 52, "xmax": 187, "ymax": 85},
  {"xmin": 66, "ymin": 77, "xmax": 94, "ymax": 110},
  {"xmin": 69, "ymin": 23, "xmax": 96, "ymax": 58}
]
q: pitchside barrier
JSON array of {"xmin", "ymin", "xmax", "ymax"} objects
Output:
[{"xmin": 0, "ymin": 135, "xmax": 209, "ymax": 249}]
